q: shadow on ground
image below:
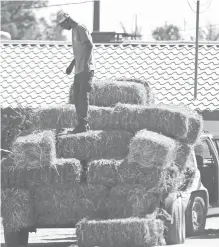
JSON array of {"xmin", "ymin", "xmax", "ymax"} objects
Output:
[
  {"xmin": 189, "ymin": 228, "xmax": 219, "ymax": 239},
  {"xmin": 1, "ymin": 244, "xmax": 77, "ymax": 247}
]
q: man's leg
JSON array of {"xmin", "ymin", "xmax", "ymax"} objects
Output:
[
  {"xmin": 77, "ymin": 89, "xmax": 89, "ymax": 127},
  {"xmin": 77, "ymin": 71, "xmax": 94, "ymax": 131},
  {"xmin": 67, "ymin": 75, "xmax": 83, "ymax": 134},
  {"xmin": 73, "ymin": 75, "xmax": 80, "ymax": 121}
]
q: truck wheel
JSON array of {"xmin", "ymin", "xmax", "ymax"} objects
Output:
[
  {"xmin": 4, "ymin": 229, "xmax": 29, "ymax": 246},
  {"xmin": 165, "ymin": 195, "xmax": 186, "ymax": 245},
  {"xmin": 185, "ymin": 196, "xmax": 206, "ymax": 236}
]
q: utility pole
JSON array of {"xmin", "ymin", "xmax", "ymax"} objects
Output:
[
  {"xmin": 194, "ymin": 0, "xmax": 200, "ymax": 99},
  {"xmin": 93, "ymin": 0, "xmax": 100, "ymax": 32}
]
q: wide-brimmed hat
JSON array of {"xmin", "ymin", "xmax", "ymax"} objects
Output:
[{"xmin": 57, "ymin": 11, "xmax": 70, "ymax": 24}]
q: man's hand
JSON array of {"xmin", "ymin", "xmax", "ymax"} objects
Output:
[
  {"xmin": 66, "ymin": 59, "xmax": 75, "ymax": 75},
  {"xmin": 66, "ymin": 65, "xmax": 73, "ymax": 75}
]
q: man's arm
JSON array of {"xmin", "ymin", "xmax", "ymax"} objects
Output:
[{"xmin": 66, "ymin": 58, "xmax": 75, "ymax": 75}]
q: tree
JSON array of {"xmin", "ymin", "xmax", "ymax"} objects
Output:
[
  {"xmin": 152, "ymin": 23, "xmax": 181, "ymax": 41},
  {"xmin": 199, "ymin": 24, "xmax": 219, "ymax": 41},
  {"xmin": 1, "ymin": 1, "xmax": 66, "ymax": 41},
  {"xmin": 120, "ymin": 15, "xmax": 143, "ymax": 40},
  {"xmin": 39, "ymin": 11, "xmax": 67, "ymax": 41}
]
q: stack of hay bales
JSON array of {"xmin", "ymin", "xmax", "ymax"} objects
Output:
[{"xmin": 1, "ymin": 79, "xmax": 203, "ymax": 246}]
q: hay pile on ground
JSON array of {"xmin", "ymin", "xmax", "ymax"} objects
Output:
[
  {"xmin": 128, "ymin": 130, "xmax": 177, "ymax": 168},
  {"xmin": 34, "ymin": 184, "xmax": 109, "ymax": 226},
  {"xmin": 57, "ymin": 130, "xmax": 133, "ymax": 161},
  {"xmin": 1, "ymin": 189, "xmax": 35, "ymax": 231},
  {"xmin": 11, "ymin": 130, "xmax": 56, "ymax": 169},
  {"xmin": 70, "ymin": 80, "xmax": 151, "ymax": 107},
  {"xmin": 76, "ymin": 217, "xmax": 165, "ymax": 247}
]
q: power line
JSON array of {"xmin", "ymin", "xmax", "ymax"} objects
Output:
[
  {"xmin": 187, "ymin": 0, "xmax": 212, "ymax": 13},
  {"xmin": 1, "ymin": 1, "xmax": 95, "ymax": 11},
  {"xmin": 192, "ymin": 0, "xmax": 211, "ymax": 6}
]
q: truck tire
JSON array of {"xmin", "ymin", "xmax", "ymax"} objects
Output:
[
  {"xmin": 4, "ymin": 229, "xmax": 29, "ymax": 247},
  {"xmin": 165, "ymin": 195, "xmax": 186, "ymax": 245},
  {"xmin": 185, "ymin": 195, "xmax": 206, "ymax": 236}
]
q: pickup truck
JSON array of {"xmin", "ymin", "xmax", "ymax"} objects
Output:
[
  {"xmin": 159, "ymin": 131, "xmax": 219, "ymax": 245},
  {"xmin": 199, "ymin": 132, "xmax": 219, "ymax": 216},
  {"xmin": 213, "ymin": 134, "xmax": 219, "ymax": 155},
  {"xmin": 3, "ymin": 132, "xmax": 219, "ymax": 246}
]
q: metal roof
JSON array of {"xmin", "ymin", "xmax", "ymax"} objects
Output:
[{"xmin": 1, "ymin": 40, "xmax": 219, "ymax": 111}]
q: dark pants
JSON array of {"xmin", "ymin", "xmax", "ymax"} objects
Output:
[{"xmin": 69, "ymin": 70, "xmax": 94, "ymax": 124}]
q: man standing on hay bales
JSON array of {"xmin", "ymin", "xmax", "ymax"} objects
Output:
[{"xmin": 57, "ymin": 11, "xmax": 95, "ymax": 134}]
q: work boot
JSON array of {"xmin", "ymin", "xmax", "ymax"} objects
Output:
[
  {"xmin": 67, "ymin": 124, "xmax": 86, "ymax": 134},
  {"xmin": 67, "ymin": 122, "xmax": 89, "ymax": 134}
]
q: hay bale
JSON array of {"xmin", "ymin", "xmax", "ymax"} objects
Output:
[
  {"xmin": 112, "ymin": 103, "xmax": 189, "ymax": 139},
  {"xmin": 1, "ymin": 106, "xmax": 36, "ymax": 157},
  {"xmin": 57, "ymin": 130, "xmax": 133, "ymax": 161},
  {"xmin": 1, "ymin": 158, "xmax": 82, "ymax": 190},
  {"xmin": 12, "ymin": 130, "xmax": 56, "ymax": 169},
  {"xmin": 87, "ymin": 159, "xmax": 121, "ymax": 188},
  {"xmin": 185, "ymin": 110, "xmax": 203, "ymax": 144},
  {"xmin": 25, "ymin": 158, "xmax": 82, "ymax": 189},
  {"xmin": 34, "ymin": 186, "xmax": 79, "ymax": 226},
  {"xmin": 175, "ymin": 143, "xmax": 192, "ymax": 171},
  {"xmin": 128, "ymin": 130, "xmax": 177, "ymax": 168},
  {"xmin": 34, "ymin": 184, "xmax": 108, "ymax": 226},
  {"xmin": 33, "ymin": 105, "xmax": 114, "ymax": 132},
  {"xmin": 76, "ymin": 184, "xmax": 109, "ymax": 220},
  {"xmin": 116, "ymin": 78, "xmax": 155, "ymax": 104},
  {"xmin": 76, "ymin": 217, "xmax": 165, "ymax": 247},
  {"xmin": 106, "ymin": 185, "xmax": 160, "ymax": 218},
  {"xmin": 117, "ymin": 159, "xmax": 179, "ymax": 194},
  {"xmin": 165, "ymin": 104, "xmax": 203, "ymax": 144},
  {"xmin": 70, "ymin": 80, "xmax": 150, "ymax": 107},
  {"xmin": 32, "ymin": 105, "xmax": 77, "ymax": 132},
  {"xmin": 1, "ymin": 156, "xmax": 14, "ymax": 189},
  {"xmin": 117, "ymin": 159, "xmax": 159, "ymax": 188},
  {"xmin": 1, "ymin": 188, "xmax": 35, "ymax": 231},
  {"xmin": 1, "ymin": 157, "xmax": 27, "ymax": 189},
  {"xmin": 1, "ymin": 160, "xmax": 10, "ymax": 189},
  {"xmin": 89, "ymin": 106, "xmax": 114, "ymax": 130}
]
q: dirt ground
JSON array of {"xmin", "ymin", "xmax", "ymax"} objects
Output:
[{"xmin": 1, "ymin": 216, "xmax": 219, "ymax": 247}]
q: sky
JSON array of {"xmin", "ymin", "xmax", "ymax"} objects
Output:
[{"xmin": 36, "ymin": 0, "xmax": 219, "ymax": 41}]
